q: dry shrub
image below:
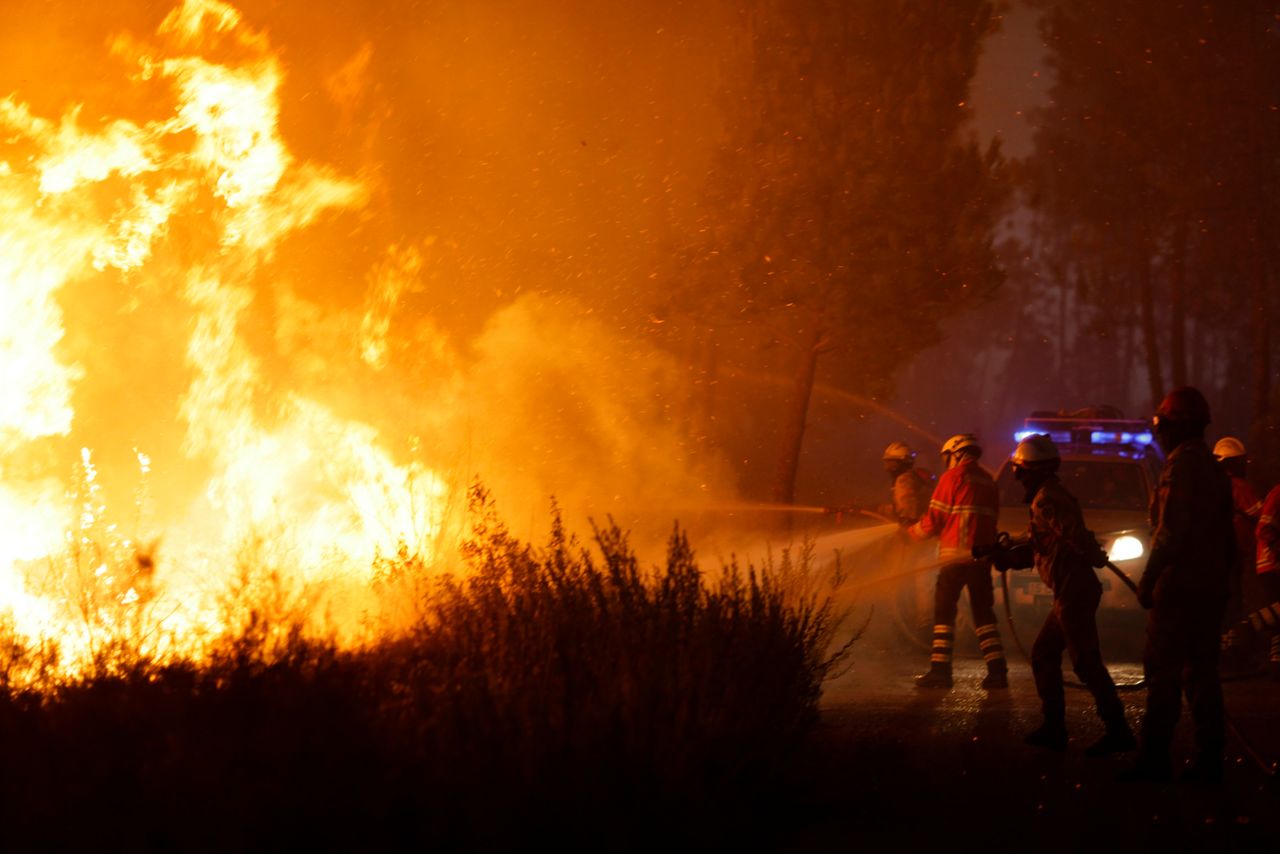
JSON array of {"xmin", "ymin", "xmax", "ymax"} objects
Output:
[{"xmin": 0, "ymin": 484, "xmax": 858, "ymax": 849}]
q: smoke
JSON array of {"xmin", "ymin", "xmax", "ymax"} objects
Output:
[{"xmin": 423, "ymin": 294, "xmax": 736, "ymax": 544}]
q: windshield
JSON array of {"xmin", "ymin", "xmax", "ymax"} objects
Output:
[{"xmin": 997, "ymin": 459, "xmax": 1150, "ymax": 512}]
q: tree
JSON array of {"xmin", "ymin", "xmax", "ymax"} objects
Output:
[
  {"xmin": 1024, "ymin": 0, "xmax": 1280, "ymax": 445},
  {"xmin": 686, "ymin": 0, "xmax": 1008, "ymax": 504}
]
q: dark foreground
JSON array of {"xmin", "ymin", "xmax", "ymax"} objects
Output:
[{"xmin": 787, "ymin": 651, "xmax": 1280, "ymax": 852}]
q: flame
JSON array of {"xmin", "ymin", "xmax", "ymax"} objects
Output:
[{"xmin": 0, "ymin": 0, "xmax": 449, "ymax": 678}]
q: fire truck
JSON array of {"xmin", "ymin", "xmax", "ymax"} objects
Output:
[{"xmin": 994, "ymin": 407, "xmax": 1162, "ymax": 617}]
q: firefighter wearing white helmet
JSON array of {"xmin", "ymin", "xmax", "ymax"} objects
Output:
[
  {"xmin": 1212, "ymin": 436, "xmax": 1263, "ymax": 673},
  {"xmin": 987, "ymin": 434, "xmax": 1134, "ymax": 755},
  {"xmin": 941, "ymin": 432, "xmax": 981, "ymax": 459},
  {"xmin": 1011, "ymin": 433, "xmax": 1059, "ymax": 468},
  {"xmin": 1213, "ymin": 437, "xmax": 1246, "ymax": 461},
  {"xmin": 906, "ymin": 433, "xmax": 1007, "ymax": 690},
  {"xmin": 880, "ymin": 442, "xmax": 934, "ymax": 526}
]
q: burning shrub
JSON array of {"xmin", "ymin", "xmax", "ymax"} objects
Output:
[{"xmin": 0, "ymin": 488, "xmax": 858, "ymax": 847}]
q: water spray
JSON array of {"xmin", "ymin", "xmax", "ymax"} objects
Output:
[
  {"xmin": 725, "ymin": 367, "xmax": 943, "ymax": 449},
  {"xmin": 698, "ymin": 501, "xmax": 899, "ymax": 526}
]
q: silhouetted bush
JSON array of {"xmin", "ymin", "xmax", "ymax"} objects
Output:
[{"xmin": 0, "ymin": 488, "xmax": 855, "ymax": 849}]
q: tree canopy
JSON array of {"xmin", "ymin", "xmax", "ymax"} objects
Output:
[
  {"xmin": 1023, "ymin": 0, "xmax": 1280, "ymax": 465},
  {"xmin": 683, "ymin": 0, "xmax": 1008, "ymax": 503}
]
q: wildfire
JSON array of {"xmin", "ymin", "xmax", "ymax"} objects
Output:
[{"xmin": 0, "ymin": 0, "xmax": 449, "ymax": 677}]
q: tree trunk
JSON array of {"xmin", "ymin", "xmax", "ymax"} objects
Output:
[
  {"xmin": 1138, "ymin": 242, "xmax": 1165, "ymax": 408},
  {"xmin": 1120, "ymin": 303, "xmax": 1135, "ymax": 409},
  {"xmin": 771, "ymin": 327, "xmax": 823, "ymax": 506},
  {"xmin": 1252, "ymin": 241, "xmax": 1271, "ymax": 423},
  {"xmin": 1170, "ymin": 218, "xmax": 1188, "ymax": 387}
]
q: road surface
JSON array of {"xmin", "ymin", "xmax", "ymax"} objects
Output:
[{"xmin": 782, "ymin": 645, "xmax": 1280, "ymax": 852}]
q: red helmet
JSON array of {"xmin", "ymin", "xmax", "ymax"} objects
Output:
[{"xmin": 1154, "ymin": 386, "xmax": 1211, "ymax": 427}]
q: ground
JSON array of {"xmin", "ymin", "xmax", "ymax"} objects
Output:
[{"xmin": 783, "ymin": 642, "xmax": 1280, "ymax": 852}]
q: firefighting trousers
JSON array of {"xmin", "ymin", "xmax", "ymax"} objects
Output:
[
  {"xmin": 1245, "ymin": 571, "xmax": 1280, "ymax": 666},
  {"xmin": 1140, "ymin": 595, "xmax": 1227, "ymax": 761},
  {"xmin": 931, "ymin": 560, "xmax": 1005, "ymax": 672},
  {"xmin": 1030, "ymin": 585, "xmax": 1125, "ymax": 730}
]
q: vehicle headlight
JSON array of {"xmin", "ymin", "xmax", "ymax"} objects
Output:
[{"xmin": 1108, "ymin": 535, "xmax": 1144, "ymax": 562}]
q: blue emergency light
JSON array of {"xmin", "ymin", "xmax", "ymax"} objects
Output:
[
  {"xmin": 1013, "ymin": 412, "xmax": 1154, "ymax": 451},
  {"xmin": 1014, "ymin": 429, "xmax": 1071, "ymax": 445},
  {"xmin": 1089, "ymin": 430, "xmax": 1154, "ymax": 446}
]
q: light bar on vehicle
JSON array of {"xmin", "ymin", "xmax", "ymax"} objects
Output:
[
  {"xmin": 1014, "ymin": 430, "xmax": 1072, "ymax": 445},
  {"xmin": 1013, "ymin": 415, "xmax": 1156, "ymax": 451},
  {"xmin": 1090, "ymin": 430, "xmax": 1154, "ymax": 446}
]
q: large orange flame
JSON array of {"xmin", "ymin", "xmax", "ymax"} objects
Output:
[{"xmin": 0, "ymin": 0, "xmax": 449, "ymax": 676}]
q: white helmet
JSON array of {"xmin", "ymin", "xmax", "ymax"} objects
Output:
[
  {"xmin": 941, "ymin": 433, "xmax": 981, "ymax": 457},
  {"xmin": 882, "ymin": 441, "xmax": 916, "ymax": 462},
  {"xmin": 1213, "ymin": 436, "xmax": 1246, "ymax": 461},
  {"xmin": 1012, "ymin": 434, "xmax": 1059, "ymax": 468}
]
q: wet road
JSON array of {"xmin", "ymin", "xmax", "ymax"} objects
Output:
[{"xmin": 783, "ymin": 650, "xmax": 1280, "ymax": 852}]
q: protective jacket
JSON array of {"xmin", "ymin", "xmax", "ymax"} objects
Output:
[
  {"xmin": 1229, "ymin": 475, "xmax": 1262, "ymax": 571},
  {"xmin": 1138, "ymin": 439, "xmax": 1235, "ymax": 604},
  {"xmin": 891, "ymin": 467, "xmax": 935, "ymax": 525},
  {"xmin": 908, "ymin": 459, "xmax": 998, "ymax": 559},
  {"xmin": 1002, "ymin": 476, "xmax": 1107, "ymax": 594},
  {"xmin": 1259, "ymin": 485, "xmax": 1280, "ymax": 575}
]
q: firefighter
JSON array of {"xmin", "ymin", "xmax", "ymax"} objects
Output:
[
  {"xmin": 986, "ymin": 434, "xmax": 1135, "ymax": 755},
  {"xmin": 1245, "ymin": 484, "xmax": 1280, "ymax": 679},
  {"xmin": 1124, "ymin": 387, "xmax": 1235, "ymax": 784},
  {"xmin": 1213, "ymin": 436, "xmax": 1262, "ymax": 669},
  {"xmin": 880, "ymin": 441, "xmax": 934, "ymax": 526},
  {"xmin": 906, "ymin": 433, "xmax": 1007, "ymax": 690}
]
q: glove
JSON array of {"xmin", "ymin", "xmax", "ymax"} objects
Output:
[{"xmin": 972, "ymin": 531, "xmax": 1012, "ymax": 561}]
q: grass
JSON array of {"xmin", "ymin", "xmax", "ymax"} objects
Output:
[{"xmin": 0, "ymin": 484, "xmax": 858, "ymax": 848}]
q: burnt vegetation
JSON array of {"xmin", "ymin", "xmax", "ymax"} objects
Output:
[{"xmin": 0, "ymin": 487, "xmax": 856, "ymax": 849}]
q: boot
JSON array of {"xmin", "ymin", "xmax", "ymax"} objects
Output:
[
  {"xmin": 1024, "ymin": 722, "xmax": 1068, "ymax": 751},
  {"xmin": 1084, "ymin": 725, "xmax": 1136, "ymax": 757},
  {"xmin": 980, "ymin": 669, "xmax": 1008, "ymax": 690},
  {"xmin": 975, "ymin": 623, "xmax": 1007, "ymax": 687},
  {"xmin": 917, "ymin": 625, "xmax": 954, "ymax": 689},
  {"xmin": 915, "ymin": 664, "xmax": 953, "ymax": 689}
]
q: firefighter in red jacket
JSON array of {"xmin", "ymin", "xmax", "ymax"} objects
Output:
[
  {"xmin": 1245, "ymin": 485, "xmax": 1280, "ymax": 679},
  {"xmin": 906, "ymin": 433, "xmax": 1007, "ymax": 690},
  {"xmin": 1213, "ymin": 437, "xmax": 1262, "ymax": 666},
  {"xmin": 987, "ymin": 434, "xmax": 1135, "ymax": 755},
  {"xmin": 1124, "ymin": 387, "xmax": 1235, "ymax": 783},
  {"xmin": 880, "ymin": 441, "xmax": 934, "ymax": 525}
]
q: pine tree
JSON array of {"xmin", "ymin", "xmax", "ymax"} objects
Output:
[{"xmin": 690, "ymin": 0, "xmax": 1008, "ymax": 504}]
